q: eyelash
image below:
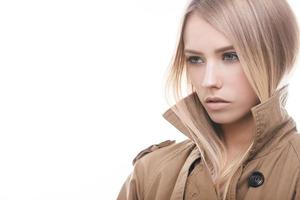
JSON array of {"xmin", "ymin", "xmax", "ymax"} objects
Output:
[{"xmin": 185, "ymin": 52, "xmax": 239, "ymax": 65}]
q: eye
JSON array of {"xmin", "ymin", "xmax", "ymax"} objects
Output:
[
  {"xmin": 223, "ymin": 52, "xmax": 239, "ymax": 62},
  {"xmin": 186, "ymin": 56, "xmax": 204, "ymax": 65}
]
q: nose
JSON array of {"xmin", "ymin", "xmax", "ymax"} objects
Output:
[{"xmin": 201, "ymin": 63, "xmax": 222, "ymax": 88}]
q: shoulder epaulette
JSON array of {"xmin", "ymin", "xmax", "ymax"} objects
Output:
[{"xmin": 132, "ymin": 140, "xmax": 176, "ymax": 165}]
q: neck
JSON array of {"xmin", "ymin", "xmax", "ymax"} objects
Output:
[{"xmin": 219, "ymin": 112, "xmax": 255, "ymax": 156}]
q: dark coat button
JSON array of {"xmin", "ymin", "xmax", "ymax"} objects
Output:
[{"xmin": 248, "ymin": 171, "xmax": 264, "ymax": 187}]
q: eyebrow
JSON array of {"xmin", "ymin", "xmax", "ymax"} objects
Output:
[{"xmin": 184, "ymin": 45, "xmax": 235, "ymax": 55}]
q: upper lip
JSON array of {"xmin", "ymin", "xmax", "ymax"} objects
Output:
[{"xmin": 205, "ymin": 96, "xmax": 230, "ymax": 103}]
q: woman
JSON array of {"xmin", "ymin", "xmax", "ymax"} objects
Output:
[{"xmin": 117, "ymin": 0, "xmax": 300, "ymax": 199}]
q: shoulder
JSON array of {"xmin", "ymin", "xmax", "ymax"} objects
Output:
[
  {"xmin": 129, "ymin": 139, "xmax": 196, "ymax": 195},
  {"xmin": 132, "ymin": 139, "xmax": 195, "ymax": 166},
  {"xmin": 131, "ymin": 139, "xmax": 196, "ymax": 178},
  {"xmin": 118, "ymin": 140, "xmax": 196, "ymax": 199}
]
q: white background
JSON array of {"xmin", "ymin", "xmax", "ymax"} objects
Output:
[{"xmin": 0, "ymin": 0, "xmax": 299, "ymax": 200}]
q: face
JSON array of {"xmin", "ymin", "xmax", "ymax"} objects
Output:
[{"xmin": 183, "ymin": 12, "xmax": 260, "ymax": 124}]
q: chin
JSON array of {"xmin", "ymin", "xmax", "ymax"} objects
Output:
[
  {"xmin": 209, "ymin": 115, "xmax": 235, "ymax": 124},
  {"xmin": 206, "ymin": 111, "xmax": 244, "ymax": 125}
]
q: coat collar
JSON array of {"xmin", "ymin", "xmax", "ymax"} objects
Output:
[{"xmin": 162, "ymin": 84, "xmax": 297, "ymax": 164}]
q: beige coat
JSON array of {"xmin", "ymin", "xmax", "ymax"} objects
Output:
[{"xmin": 117, "ymin": 85, "xmax": 300, "ymax": 200}]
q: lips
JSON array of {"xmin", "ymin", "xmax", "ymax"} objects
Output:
[
  {"xmin": 204, "ymin": 97, "xmax": 231, "ymax": 110},
  {"xmin": 205, "ymin": 96, "xmax": 230, "ymax": 103}
]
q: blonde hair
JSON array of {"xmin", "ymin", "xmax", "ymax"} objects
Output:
[{"xmin": 163, "ymin": 0, "xmax": 300, "ymax": 199}]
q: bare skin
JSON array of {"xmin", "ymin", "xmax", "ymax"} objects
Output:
[
  {"xmin": 221, "ymin": 112, "xmax": 255, "ymax": 163},
  {"xmin": 183, "ymin": 11, "xmax": 260, "ymax": 163}
]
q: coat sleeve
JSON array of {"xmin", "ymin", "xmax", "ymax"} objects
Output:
[{"xmin": 116, "ymin": 160, "xmax": 145, "ymax": 200}]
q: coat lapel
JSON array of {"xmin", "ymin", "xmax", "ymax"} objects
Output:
[{"xmin": 184, "ymin": 160, "xmax": 219, "ymax": 200}]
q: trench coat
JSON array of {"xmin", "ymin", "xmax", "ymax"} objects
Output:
[{"xmin": 116, "ymin": 84, "xmax": 300, "ymax": 200}]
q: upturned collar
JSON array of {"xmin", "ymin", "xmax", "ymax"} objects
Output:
[{"xmin": 162, "ymin": 84, "xmax": 297, "ymax": 164}]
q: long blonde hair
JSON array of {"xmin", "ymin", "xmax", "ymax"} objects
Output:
[{"xmin": 163, "ymin": 0, "xmax": 300, "ymax": 199}]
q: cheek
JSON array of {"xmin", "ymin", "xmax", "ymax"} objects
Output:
[
  {"xmin": 187, "ymin": 67, "xmax": 205, "ymax": 85},
  {"xmin": 230, "ymin": 68, "xmax": 259, "ymax": 106}
]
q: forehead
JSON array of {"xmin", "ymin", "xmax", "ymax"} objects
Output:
[{"xmin": 183, "ymin": 12, "xmax": 232, "ymax": 51}]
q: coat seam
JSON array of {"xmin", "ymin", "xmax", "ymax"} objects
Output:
[{"xmin": 289, "ymin": 138, "xmax": 300, "ymax": 165}]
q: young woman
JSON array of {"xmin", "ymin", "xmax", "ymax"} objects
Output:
[{"xmin": 117, "ymin": 0, "xmax": 300, "ymax": 199}]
